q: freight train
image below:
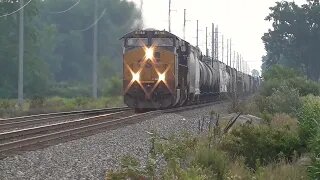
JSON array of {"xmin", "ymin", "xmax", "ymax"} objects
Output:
[{"xmin": 121, "ymin": 29, "xmax": 260, "ymax": 111}]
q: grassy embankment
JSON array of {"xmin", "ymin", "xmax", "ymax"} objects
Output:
[
  {"xmin": 0, "ymin": 96, "xmax": 124, "ymax": 118},
  {"xmin": 106, "ymin": 65, "xmax": 320, "ymax": 179}
]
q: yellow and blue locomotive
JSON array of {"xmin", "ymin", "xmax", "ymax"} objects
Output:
[{"xmin": 121, "ymin": 29, "xmax": 259, "ymax": 110}]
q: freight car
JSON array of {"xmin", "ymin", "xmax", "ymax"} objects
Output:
[{"xmin": 121, "ymin": 29, "xmax": 259, "ymax": 111}]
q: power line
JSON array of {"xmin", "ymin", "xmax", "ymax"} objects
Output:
[
  {"xmin": 49, "ymin": 0, "xmax": 81, "ymax": 14},
  {"xmin": 73, "ymin": 8, "xmax": 106, "ymax": 32},
  {"xmin": 0, "ymin": 0, "xmax": 32, "ymax": 18}
]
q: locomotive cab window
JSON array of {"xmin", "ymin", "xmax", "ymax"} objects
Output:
[
  {"xmin": 152, "ymin": 38, "xmax": 174, "ymax": 46},
  {"xmin": 126, "ymin": 38, "xmax": 148, "ymax": 47}
]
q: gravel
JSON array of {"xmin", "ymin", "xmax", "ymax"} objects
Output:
[{"xmin": 0, "ymin": 103, "xmax": 230, "ymax": 180}]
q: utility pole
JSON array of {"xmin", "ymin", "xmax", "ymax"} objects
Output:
[
  {"xmin": 240, "ymin": 55, "xmax": 242, "ymax": 72},
  {"xmin": 92, "ymin": 0, "xmax": 98, "ymax": 99},
  {"xmin": 221, "ymin": 35, "xmax": 224, "ymax": 63},
  {"xmin": 211, "ymin": 23, "xmax": 214, "ymax": 65},
  {"xmin": 168, "ymin": 0, "xmax": 171, "ymax": 32},
  {"xmin": 233, "ymin": 51, "xmax": 236, "ymax": 69},
  {"xmin": 237, "ymin": 52, "xmax": 239, "ymax": 71},
  {"xmin": 206, "ymin": 27, "xmax": 208, "ymax": 56},
  {"xmin": 18, "ymin": 0, "xmax": 24, "ymax": 108},
  {"xmin": 140, "ymin": 0, "xmax": 143, "ymax": 19},
  {"xmin": 229, "ymin": 39, "xmax": 232, "ymax": 67},
  {"xmin": 226, "ymin": 39, "xmax": 229, "ymax": 66},
  {"xmin": 196, "ymin": 20, "xmax": 199, "ymax": 47},
  {"xmin": 215, "ymin": 26, "xmax": 219, "ymax": 61},
  {"xmin": 183, "ymin": 9, "xmax": 186, "ymax": 39}
]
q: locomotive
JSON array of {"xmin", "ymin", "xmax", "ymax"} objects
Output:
[{"xmin": 121, "ymin": 29, "xmax": 260, "ymax": 110}]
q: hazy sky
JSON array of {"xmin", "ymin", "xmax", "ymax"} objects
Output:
[{"xmin": 130, "ymin": 0, "xmax": 306, "ymax": 72}]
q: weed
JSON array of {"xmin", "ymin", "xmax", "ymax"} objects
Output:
[{"xmin": 221, "ymin": 124, "xmax": 301, "ymax": 169}]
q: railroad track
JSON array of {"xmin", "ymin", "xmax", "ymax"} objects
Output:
[
  {"xmin": 0, "ymin": 101, "xmax": 223, "ymax": 159},
  {"xmin": 0, "ymin": 107, "xmax": 130, "ymax": 132}
]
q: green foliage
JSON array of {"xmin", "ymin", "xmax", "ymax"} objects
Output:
[
  {"xmin": 263, "ymin": 65, "xmax": 300, "ymax": 82},
  {"xmin": 262, "ymin": 1, "xmax": 320, "ymax": 80},
  {"xmin": 108, "ymin": 125, "xmax": 308, "ymax": 179},
  {"xmin": 296, "ymin": 95, "xmax": 320, "ymax": 178},
  {"xmin": 102, "ymin": 76, "xmax": 122, "ymax": 97},
  {"xmin": 0, "ymin": 0, "xmax": 142, "ymax": 99},
  {"xmin": 255, "ymin": 160, "xmax": 308, "ymax": 180},
  {"xmin": 297, "ymin": 95, "xmax": 320, "ymax": 145},
  {"xmin": 249, "ymin": 85, "xmax": 302, "ymax": 116},
  {"xmin": 160, "ymin": 136, "xmax": 197, "ymax": 160},
  {"xmin": 221, "ymin": 124, "xmax": 301, "ymax": 170},
  {"xmin": 194, "ymin": 148, "xmax": 227, "ymax": 180},
  {"xmin": 107, "ymin": 155, "xmax": 147, "ymax": 180},
  {"xmin": 265, "ymin": 85, "xmax": 301, "ymax": 115},
  {"xmin": 29, "ymin": 96, "xmax": 46, "ymax": 109},
  {"xmin": 0, "ymin": 96, "xmax": 124, "ymax": 118},
  {"xmin": 261, "ymin": 65, "xmax": 320, "ymax": 97},
  {"xmin": 308, "ymin": 127, "xmax": 320, "ymax": 179}
]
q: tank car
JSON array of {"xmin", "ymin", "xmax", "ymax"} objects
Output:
[{"xmin": 121, "ymin": 29, "xmax": 258, "ymax": 110}]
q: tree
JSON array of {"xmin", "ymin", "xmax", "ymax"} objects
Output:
[
  {"xmin": 262, "ymin": 0, "xmax": 320, "ymax": 81},
  {"xmin": 0, "ymin": 0, "xmax": 50, "ymax": 98},
  {"xmin": 251, "ymin": 69, "xmax": 260, "ymax": 77},
  {"xmin": 0, "ymin": 0, "xmax": 143, "ymax": 98},
  {"xmin": 38, "ymin": 0, "xmax": 142, "ymax": 95}
]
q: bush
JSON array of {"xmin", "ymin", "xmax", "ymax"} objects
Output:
[
  {"xmin": 221, "ymin": 124, "xmax": 301, "ymax": 169},
  {"xmin": 29, "ymin": 96, "xmax": 46, "ymax": 109},
  {"xmin": 0, "ymin": 99, "xmax": 17, "ymax": 117},
  {"xmin": 226, "ymin": 158, "xmax": 252, "ymax": 180},
  {"xmin": 308, "ymin": 156, "xmax": 320, "ymax": 180},
  {"xmin": 194, "ymin": 148, "xmax": 227, "ymax": 180},
  {"xmin": 263, "ymin": 65, "xmax": 300, "ymax": 82},
  {"xmin": 307, "ymin": 125, "xmax": 320, "ymax": 179},
  {"xmin": 270, "ymin": 113, "xmax": 298, "ymax": 132},
  {"xmin": 288, "ymin": 77, "xmax": 320, "ymax": 96},
  {"xmin": 261, "ymin": 65, "xmax": 320, "ymax": 97},
  {"xmin": 265, "ymin": 85, "xmax": 302, "ymax": 115},
  {"xmin": 255, "ymin": 160, "xmax": 307, "ymax": 180},
  {"xmin": 107, "ymin": 155, "xmax": 147, "ymax": 179},
  {"xmin": 102, "ymin": 76, "xmax": 123, "ymax": 96},
  {"xmin": 297, "ymin": 95, "xmax": 320, "ymax": 145}
]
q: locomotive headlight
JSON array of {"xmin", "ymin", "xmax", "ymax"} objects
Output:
[
  {"xmin": 132, "ymin": 72, "xmax": 140, "ymax": 82},
  {"xmin": 158, "ymin": 73, "xmax": 166, "ymax": 82},
  {"xmin": 145, "ymin": 48, "xmax": 154, "ymax": 59}
]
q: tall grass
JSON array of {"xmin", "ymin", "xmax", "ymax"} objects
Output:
[{"xmin": 0, "ymin": 96, "xmax": 124, "ymax": 118}]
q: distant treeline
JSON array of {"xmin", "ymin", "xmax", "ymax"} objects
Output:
[{"xmin": 0, "ymin": 0, "xmax": 142, "ymax": 98}]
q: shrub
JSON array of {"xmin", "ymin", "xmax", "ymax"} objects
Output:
[
  {"xmin": 106, "ymin": 155, "xmax": 147, "ymax": 179},
  {"xmin": 0, "ymin": 99, "xmax": 16, "ymax": 117},
  {"xmin": 270, "ymin": 113, "xmax": 298, "ymax": 132},
  {"xmin": 103, "ymin": 76, "xmax": 123, "ymax": 96},
  {"xmin": 226, "ymin": 158, "xmax": 252, "ymax": 180},
  {"xmin": 255, "ymin": 160, "xmax": 308, "ymax": 180},
  {"xmin": 221, "ymin": 124, "xmax": 301, "ymax": 169},
  {"xmin": 307, "ymin": 126, "xmax": 320, "ymax": 179},
  {"xmin": 288, "ymin": 77, "xmax": 320, "ymax": 96},
  {"xmin": 297, "ymin": 95, "xmax": 320, "ymax": 145},
  {"xmin": 265, "ymin": 85, "xmax": 301, "ymax": 115},
  {"xmin": 308, "ymin": 156, "xmax": 320, "ymax": 180},
  {"xmin": 29, "ymin": 96, "xmax": 46, "ymax": 109},
  {"xmin": 263, "ymin": 65, "xmax": 300, "ymax": 82},
  {"xmin": 194, "ymin": 148, "xmax": 227, "ymax": 180},
  {"xmin": 261, "ymin": 65, "xmax": 320, "ymax": 97}
]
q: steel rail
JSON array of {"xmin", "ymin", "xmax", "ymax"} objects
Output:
[
  {"xmin": 0, "ymin": 107, "xmax": 130, "ymax": 131},
  {"xmin": 0, "ymin": 106, "xmax": 129, "ymax": 124},
  {"xmin": 0, "ymin": 101, "xmax": 224, "ymax": 157}
]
